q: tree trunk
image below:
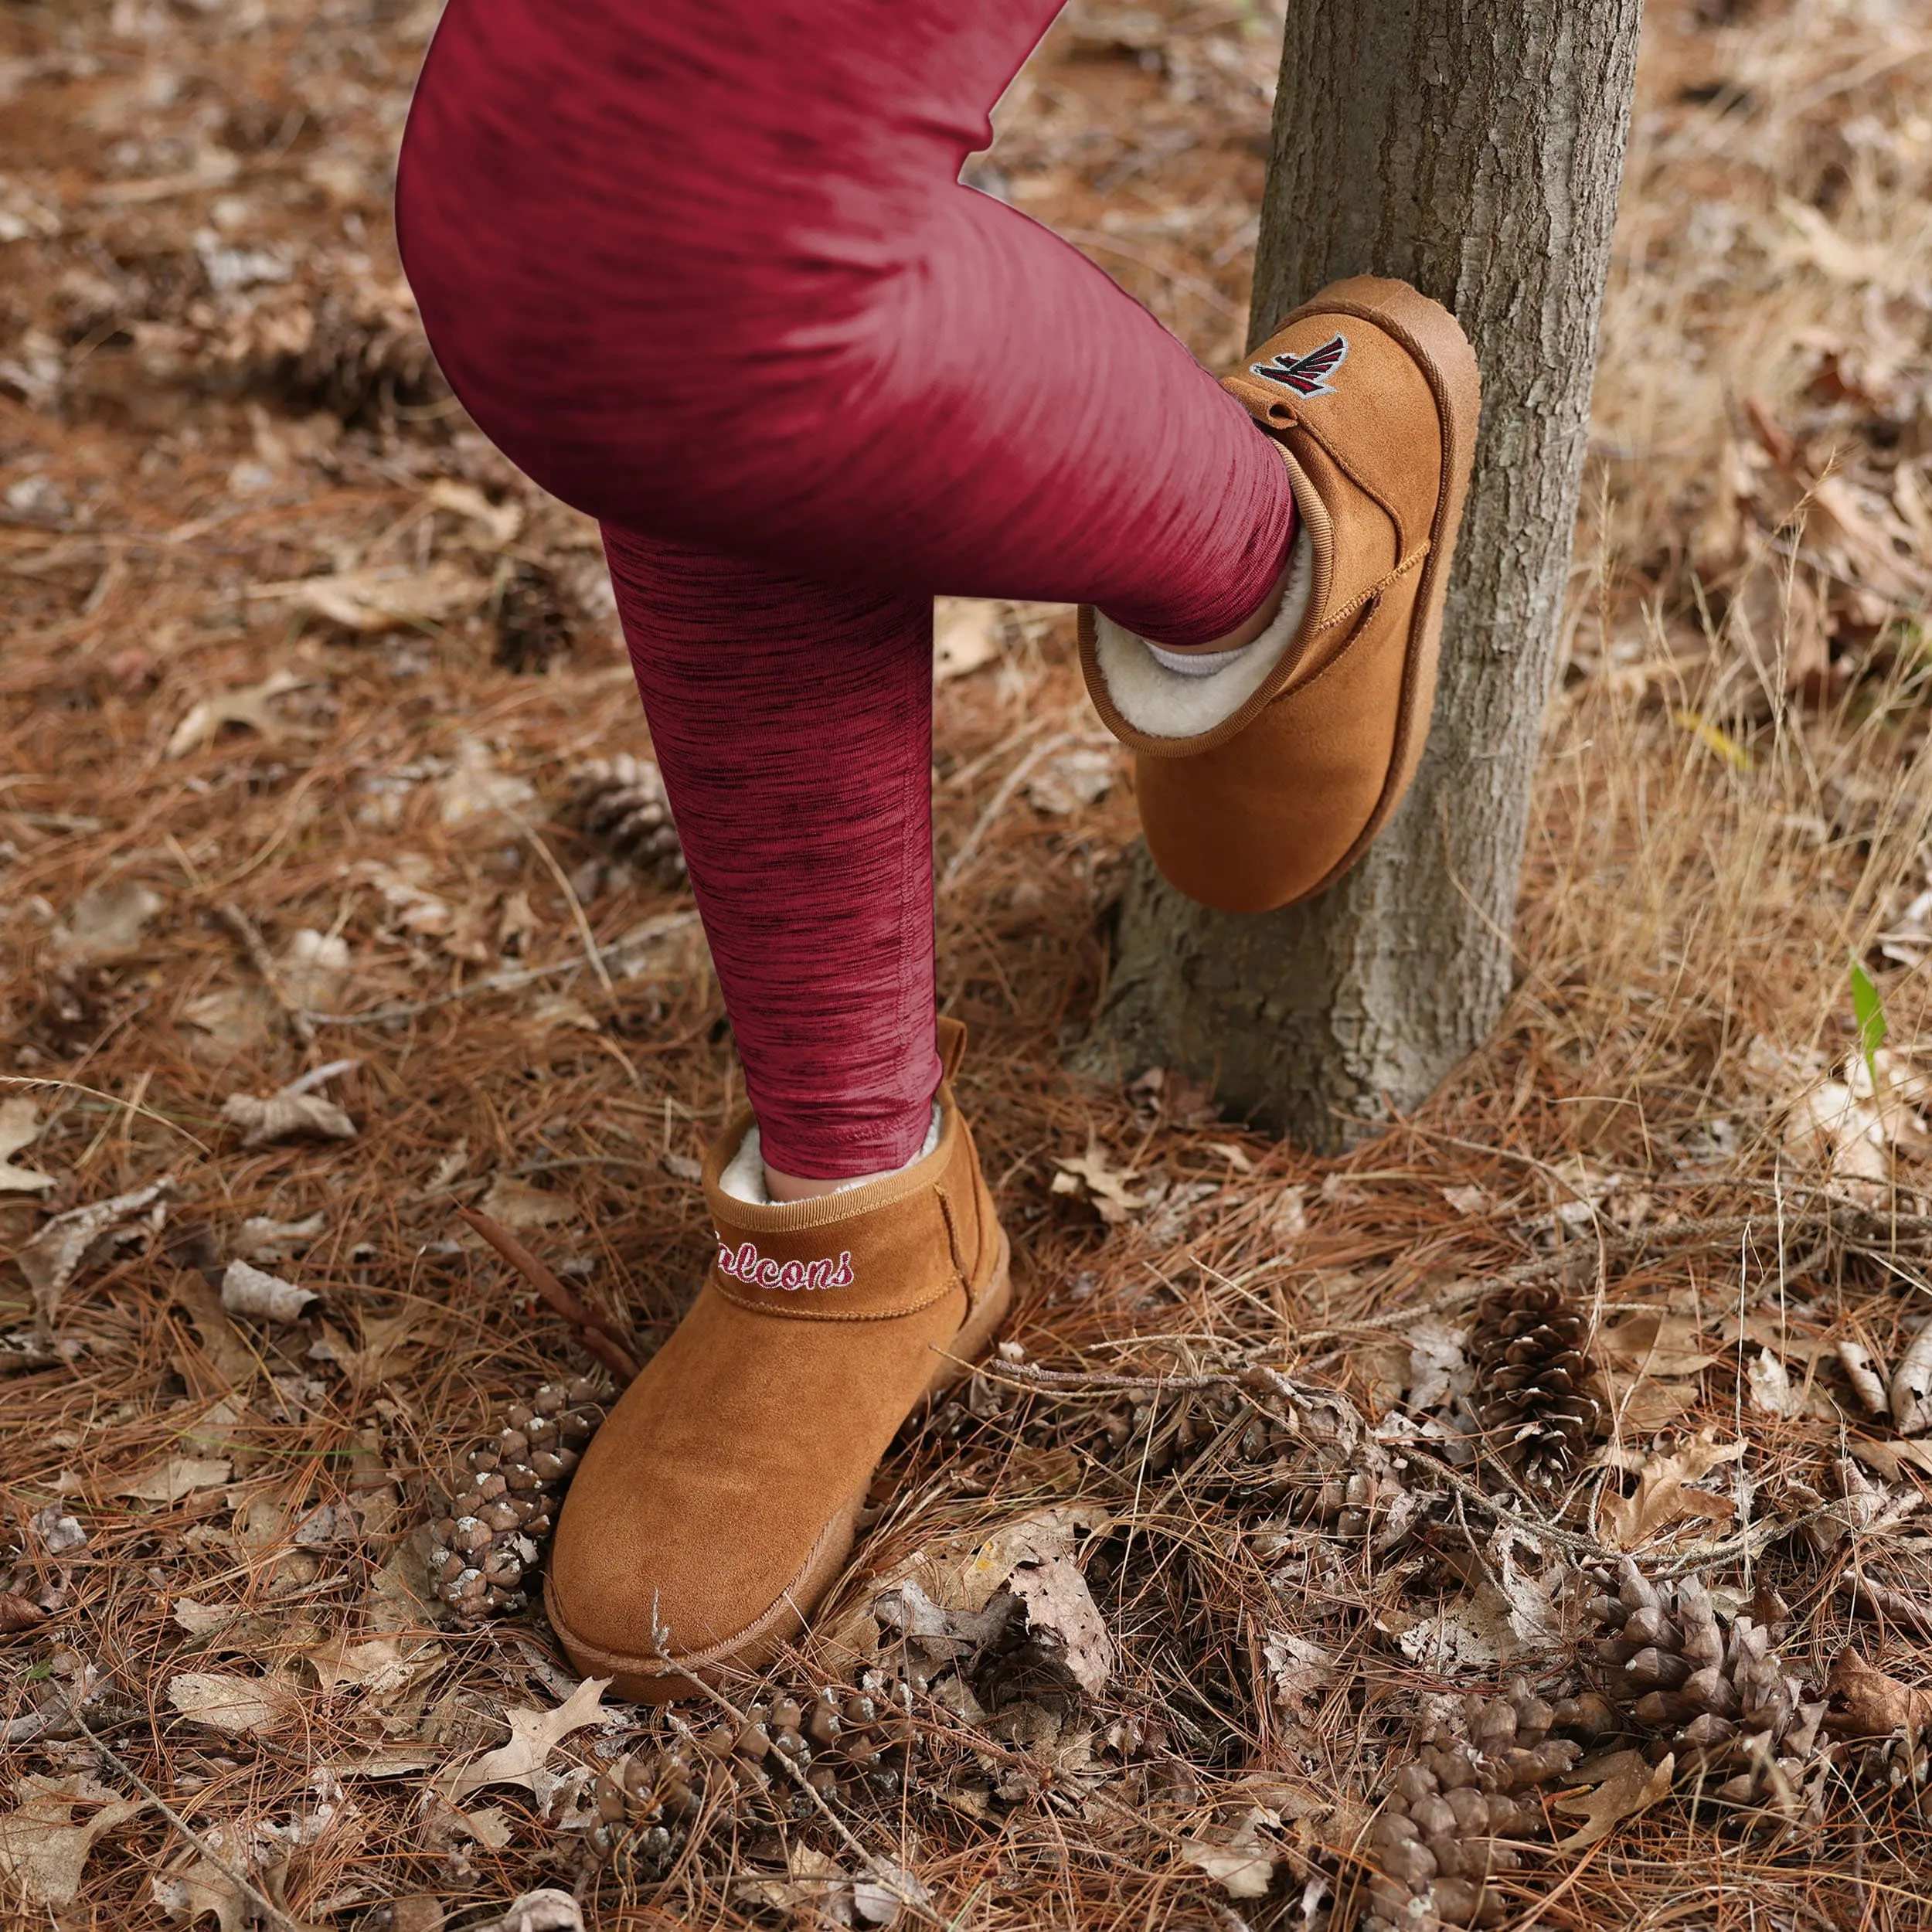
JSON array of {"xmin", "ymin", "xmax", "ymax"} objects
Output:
[{"xmin": 1088, "ymin": 1, "xmax": 1645, "ymax": 1151}]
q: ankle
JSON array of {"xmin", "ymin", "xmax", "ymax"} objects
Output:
[
  {"xmin": 1148, "ymin": 552, "xmax": 1294, "ymax": 658},
  {"xmin": 763, "ymin": 1160, "xmax": 900, "ymax": 1203}
]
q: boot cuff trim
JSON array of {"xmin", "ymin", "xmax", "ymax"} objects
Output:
[
  {"xmin": 718, "ymin": 1105, "xmax": 942, "ymax": 1207},
  {"xmin": 1090, "ymin": 526, "xmax": 1313, "ymax": 745}
]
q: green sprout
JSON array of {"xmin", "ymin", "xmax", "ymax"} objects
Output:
[{"xmin": 1850, "ymin": 956, "xmax": 1888, "ymax": 1092}]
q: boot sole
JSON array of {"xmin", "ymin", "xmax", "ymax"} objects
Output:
[
  {"xmin": 1282, "ymin": 274, "xmax": 1482, "ymax": 900},
  {"xmin": 543, "ymin": 1228, "xmax": 1013, "ymax": 1704}
]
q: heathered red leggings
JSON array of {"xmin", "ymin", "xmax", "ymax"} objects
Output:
[{"xmin": 396, "ymin": 0, "xmax": 1295, "ymax": 1178}]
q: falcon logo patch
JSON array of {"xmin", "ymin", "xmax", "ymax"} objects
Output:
[{"xmin": 1250, "ymin": 333, "xmax": 1348, "ymax": 399}]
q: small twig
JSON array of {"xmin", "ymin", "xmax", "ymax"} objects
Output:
[
  {"xmin": 1394, "ymin": 1438, "xmax": 1839, "ymax": 1574},
  {"xmin": 1650, "ymin": 1505, "xmax": 1841, "ymax": 1580},
  {"xmin": 281, "ymin": 1055, "xmax": 357, "ymax": 1097},
  {"xmin": 504, "ymin": 807, "xmax": 614, "ymax": 999},
  {"xmin": 1396, "ymin": 1446, "xmax": 1619, "ymax": 1562},
  {"xmin": 940, "ymin": 730, "xmax": 1077, "ymax": 889},
  {"xmin": 215, "ymin": 900, "xmax": 318, "ymax": 1049},
  {"xmin": 70, "ymin": 1698, "xmax": 302, "ymax": 1931},
  {"xmin": 456, "ymin": 1205, "xmax": 641, "ymax": 1381},
  {"xmin": 983, "ymin": 1359, "xmax": 1274, "ymax": 1396}
]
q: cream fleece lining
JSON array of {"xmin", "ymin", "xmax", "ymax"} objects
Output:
[
  {"xmin": 720, "ymin": 1105, "xmax": 944, "ymax": 1206},
  {"xmin": 1092, "ymin": 527, "xmax": 1313, "ymax": 739}
]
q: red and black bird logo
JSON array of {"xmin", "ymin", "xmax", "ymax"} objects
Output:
[{"xmin": 1250, "ymin": 333, "xmax": 1348, "ymax": 398}]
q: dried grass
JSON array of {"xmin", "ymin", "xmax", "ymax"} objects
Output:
[{"xmin": 4, "ymin": 0, "xmax": 1932, "ymax": 1927}]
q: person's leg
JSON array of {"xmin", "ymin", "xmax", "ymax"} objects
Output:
[
  {"xmin": 599, "ymin": 529, "xmax": 940, "ymax": 1189},
  {"xmin": 396, "ymin": 0, "xmax": 1301, "ymax": 1186},
  {"xmin": 396, "ymin": 0, "xmax": 1297, "ymax": 651}
]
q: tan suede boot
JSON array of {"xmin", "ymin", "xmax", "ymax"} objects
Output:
[
  {"xmin": 544, "ymin": 1019, "xmax": 1010, "ymax": 1702},
  {"xmin": 1079, "ymin": 275, "xmax": 1481, "ymax": 914}
]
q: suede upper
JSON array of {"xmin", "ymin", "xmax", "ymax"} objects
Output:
[
  {"xmin": 544, "ymin": 1019, "xmax": 1008, "ymax": 1697},
  {"xmin": 1080, "ymin": 275, "xmax": 1481, "ymax": 915}
]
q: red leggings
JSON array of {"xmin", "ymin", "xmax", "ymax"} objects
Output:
[{"xmin": 396, "ymin": 0, "xmax": 1295, "ymax": 1177}]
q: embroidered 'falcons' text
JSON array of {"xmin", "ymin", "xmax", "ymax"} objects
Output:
[{"xmin": 1250, "ymin": 333, "xmax": 1348, "ymax": 399}]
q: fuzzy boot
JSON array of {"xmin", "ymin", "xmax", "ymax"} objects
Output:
[
  {"xmin": 544, "ymin": 1019, "xmax": 1010, "ymax": 1701},
  {"xmin": 1080, "ymin": 275, "xmax": 1481, "ymax": 914}
]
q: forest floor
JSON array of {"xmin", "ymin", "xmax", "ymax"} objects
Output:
[{"xmin": 4, "ymin": 0, "xmax": 1932, "ymax": 1928}]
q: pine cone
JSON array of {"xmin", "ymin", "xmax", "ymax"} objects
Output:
[
  {"xmin": 1470, "ymin": 1281, "xmax": 1602, "ymax": 1485},
  {"xmin": 427, "ymin": 1377, "xmax": 606, "ymax": 1622},
  {"xmin": 566, "ymin": 753, "xmax": 686, "ymax": 887},
  {"xmin": 492, "ymin": 563, "xmax": 573, "ymax": 674},
  {"xmin": 1362, "ymin": 1681, "xmax": 1581, "ymax": 1930},
  {"xmin": 589, "ymin": 1672, "xmax": 925, "ymax": 1874},
  {"xmin": 1580, "ymin": 1560, "xmax": 1825, "ymax": 1816}
]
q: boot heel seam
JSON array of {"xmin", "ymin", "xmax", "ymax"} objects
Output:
[{"xmin": 933, "ymin": 1183, "xmax": 972, "ymax": 1305}]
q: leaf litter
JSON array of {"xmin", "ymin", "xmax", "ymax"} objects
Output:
[{"xmin": 6, "ymin": 0, "xmax": 1932, "ymax": 1927}]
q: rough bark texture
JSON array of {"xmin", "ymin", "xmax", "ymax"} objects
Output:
[{"xmin": 1090, "ymin": 0, "xmax": 1645, "ymax": 1150}]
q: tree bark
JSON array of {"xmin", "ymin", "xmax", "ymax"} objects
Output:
[{"xmin": 1089, "ymin": 0, "xmax": 1645, "ymax": 1151}]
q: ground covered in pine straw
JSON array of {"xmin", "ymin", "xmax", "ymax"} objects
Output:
[{"xmin": 4, "ymin": 0, "xmax": 1932, "ymax": 1927}]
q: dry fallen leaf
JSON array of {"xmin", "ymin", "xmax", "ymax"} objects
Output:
[
  {"xmin": 1403, "ymin": 1317, "xmax": 1472, "ymax": 1413},
  {"xmin": 114, "ymin": 1455, "xmax": 233, "ymax": 1504},
  {"xmin": 949, "ymin": 1504, "xmax": 1113, "ymax": 1612},
  {"xmin": 32, "ymin": 1505, "xmax": 87, "ymax": 1555},
  {"xmin": 18, "ymin": 1176, "xmax": 174, "ymax": 1321},
  {"xmin": 440, "ymin": 1675, "xmax": 612, "ymax": 1802},
  {"xmin": 1597, "ymin": 1311, "xmax": 1723, "ymax": 1379},
  {"xmin": 267, "ymin": 560, "xmax": 488, "ymax": 633},
  {"xmin": 1552, "ymin": 1748, "xmax": 1675, "ymax": 1851},
  {"xmin": 460, "ymin": 1889, "xmax": 587, "ymax": 1932},
  {"xmin": 1393, "ymin": 1589, "xmax": 1519, "ymax": 1675},
  {"xmin": 49, "ymin": 877, "xmax": 165, "ymax": 964},
  {"xmin": 0, "ymin": 1097, "xmax": 56, "ymax": 1192},
  {"xmin": 528, "ymin": 992, "xmax": 599, "ymax": 1033},
  {"xmin": 1890, "ymin": 1328, "xmax": 1932, "ymax": 1435},
  {"xmin": 1824, "ymin": 1648, "xmax": 1932, "ymax": 1739},
  {"xmin": 1051, "ymin": 1140, "xmax": 1144, "ymax": 1224},
  {"xmin": 165, "ymin": 1668, "xmax": 304, "ymax": 1736},
  {"xmin": 151, "ymin": 1854, "xmax": 253, "ymax": 1932},
  {"xmin": 349, "ymin": 855, "xmax": 456, "ymax": 936},
  {"xmin": 437, "ymin": 736, "xmax": 538, "ymax": 829},
  {"xmin": 1747, "ymin": 1347, "xmax": 1807, "ymax": 1420},
  {"xmin": 853, "ymin": 1865, "xmax": 928, "ymax": 1928},
  {"xmin": 220, "ymin": 1257, "xmax": 317, "ymax": 1323},
  {"xmin": 235, "ymin": 1211, "xmax": 327, "ymax": 1263},
  {"xmin": 1262, "ymin": 1632, "xmax": 1335, "ymax": 1719},
  {"xmin": 277, "ymin": 928, "xmax": 353, "ymax": 1009},
  {"xmin": 455, "ymin": 1807, "xmax": 514, "ymax": 1852},
  {"xmin": 0, "ymin": 1592, "xmax": 43, "ymax": 1634},
  {"xmin": 426, "ymin": 476, "xmax": 524, "ymax": 546},
  {"xmin": 1026, "ymin": 743, "xmax": 1116, "ymax": 815},
  {"xmin": 734, "ymin": 1845, "xmax": 851, "ymax": 1922},
  {"xmin": 312, "ymin": 1308, "xmax": 419, "ymax": 1389},
  {"xmin": 1836, "ymin": 1339, "xmax": 1890, "ymax": 1417},
  {"xmin": 1774, "ymin": 1048, "xmax": 1927, "ymax": 1207},
  {"xmin": 0, "ymin": 1774, "xmax": 146, "ymax": 1908},
  {"xmin": 1603, "ymin": 1369, "xmax": 1705, "ymax": 1435},
  {"xmin": 1182, "ymin": 1807, "xmax": 1278, "ymax": 1900},
  {"xmin": 934, "ymin": 597, "xmax": 1002, "ymax": 681},
  {"xmin": 475, "ymin": 1174, "xmax": 577, "ymax": 1230},
  {"xmin": 1597, "ymin": 1431, "xmax": 1746, "ymax": 1549},
  {"xmin": 221, "ymin": 1060, "xmax": 359, "ymax": 1148},
  {"xmin": 304, "ymin": 1631, "xmax": 445, "ymax": 1699},
  {"xmin": 165, "ymin": 667, "xmax": 317, "ymax": 757},
  {"xmin": 1006, "ymin": 1553, "xmax": 1115, "ymax": 1698}
]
